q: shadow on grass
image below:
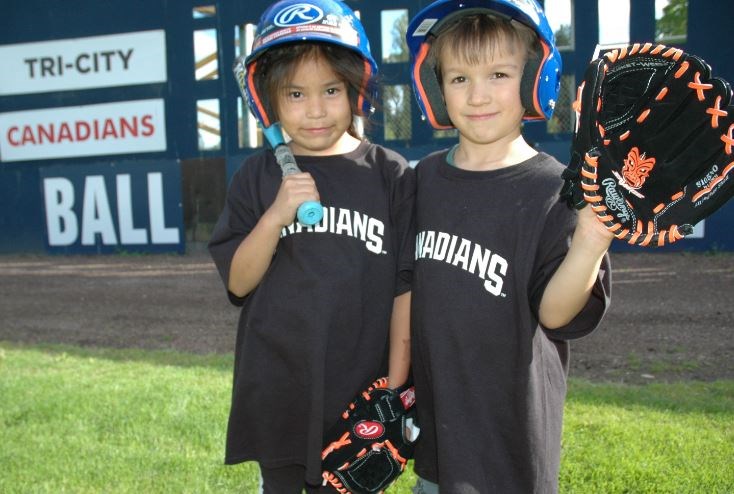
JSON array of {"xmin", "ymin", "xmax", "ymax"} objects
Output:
[{"xmin": 0, "ymin": 340, "xmax": 233, "ymax": 372}]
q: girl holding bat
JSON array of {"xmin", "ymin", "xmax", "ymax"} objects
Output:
[{"xmin": 208, "ymin": 1, "xmax": 415, "ymax": 491}]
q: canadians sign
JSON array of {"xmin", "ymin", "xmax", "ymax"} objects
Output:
[
  {"xmin": 0, "ymin": 30, "xmax": 166, "ymax": 95},
  {"xmin": 0, "ymin": 99, "xmax": 167, "ymax": 162}
]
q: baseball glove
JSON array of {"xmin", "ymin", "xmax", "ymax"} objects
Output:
[
  {"xmin": 321, "ymin": 377, "xmax": 419, "ymax": 494},
  {"xmin": 560, "ymin": 43, "xmax": 734, "ymax": 246}
]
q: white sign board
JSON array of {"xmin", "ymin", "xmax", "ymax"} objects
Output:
[
  {"xmin": 0, "ymin": 99, "xmax": 167, "ymax": 162},
  {"xmin": 0, "ymin": 30, "xmax": 167, "ymax": 96}
]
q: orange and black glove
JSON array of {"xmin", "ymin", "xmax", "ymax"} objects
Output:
[
  {"xmin": 561, "ymin": 43, "xmax": 734, "ymax": 246},
  {"xmin": 321, "ymin": 378, "xmax": 419, "ymax": 494}
]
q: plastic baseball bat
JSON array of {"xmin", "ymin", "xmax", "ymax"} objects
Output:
[{"xmin": 262, "ymin": 125, "xmax": 324, "ymax": 226}]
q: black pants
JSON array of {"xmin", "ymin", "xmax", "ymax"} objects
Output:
[{"xmin": 260, "ymin": 464, "xmax": 333, "ymax": 494}]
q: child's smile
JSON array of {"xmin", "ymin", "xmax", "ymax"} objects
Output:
[
  {"xmin": 277, "ymin": 56, "xmax": 359, "ymax": 156},
  {"xmin": 440, "ymin": 45, "xmax": 527, "ymax": 148}
]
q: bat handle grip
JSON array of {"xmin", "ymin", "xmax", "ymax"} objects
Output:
[
  {"xmin": 297, "ymin": 201, "xmax": 323, "ymax": 226},
  {"xmin": 272, "ymin": 143, "xmax": 324, "ymax": 226},
  {"xmin": 264, "ymin": 125, "xmax": 324, "ymax": 226}
]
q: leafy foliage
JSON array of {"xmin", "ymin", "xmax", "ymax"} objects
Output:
[{"xmin": 656, "ymin": 0, "xmax": 687, "ymax": 41}]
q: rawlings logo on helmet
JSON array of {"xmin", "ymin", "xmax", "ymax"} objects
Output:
[{"xmin": 274, "ymin": 3, "xmax": 324, "ymax": 26}]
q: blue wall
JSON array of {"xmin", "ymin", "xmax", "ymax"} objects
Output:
[{"xmin": 2, "ymin": 0, "xmax": 733, "ymax": 253}]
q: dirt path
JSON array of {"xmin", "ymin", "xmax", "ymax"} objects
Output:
[{"xmin": 1, "ymin": 250, "xmax": 732, "ymax": 384}]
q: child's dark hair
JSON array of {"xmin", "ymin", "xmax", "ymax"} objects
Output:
[{"xmin": 254, "ymin": 42, "xmax": 376, "ymax": 139}]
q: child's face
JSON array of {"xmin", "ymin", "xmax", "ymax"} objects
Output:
[
  {"xmin": 439, "ymin": 37, "xmax": 527, "ymax": 147},
  {"xmin": 276, "ymin": 55, "xmax": 355, "ymax": 156}
]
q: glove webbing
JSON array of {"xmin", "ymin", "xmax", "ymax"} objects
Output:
[{"xmin": 322, "ymin": 440, "xmax": 407, "ymax": 494}]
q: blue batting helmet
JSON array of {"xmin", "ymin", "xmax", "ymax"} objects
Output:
[
  {"xmin": 236, "ymin": 0, "xmax": 378, "ymax": 128},
  {"xmin": 406, "ymin": 0, "xmax": 562, "ymax": 129}
]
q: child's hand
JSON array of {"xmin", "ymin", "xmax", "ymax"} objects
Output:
[
  {"xmin": 265, "ymin": 173, "xmax": 321, "ymax": 227},
  {"xmin": 573, "ymin": 206, "xmax": 615, "ymax": 253},
  {"xmin": 541, "ymin": 205, "xmax": 613, "ymax": 329}
]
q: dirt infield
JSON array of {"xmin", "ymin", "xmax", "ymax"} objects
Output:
[{"xmin": 1, "ymin": 249, "xmax": 732, "ymax": 384}]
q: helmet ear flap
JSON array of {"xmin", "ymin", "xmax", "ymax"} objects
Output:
[
  {"xmin": 355, "ymin": 58, "xmax": 377, "ymax": 117},
  {"xmin": 413, "ymin": 42, "xmax": 453, "ymax": 129},
  {"xmin": 244, "ymin": 59, "xmax": 275, "ymax": 128},
  {"xmin": 524, "ymin": 40, "xmax": 560, "ymax": 120},
  {"xmin": 520, "ymin": 49, "xmax": 543, "ymax": 119}
]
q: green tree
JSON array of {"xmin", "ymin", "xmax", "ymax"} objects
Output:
[
  {"xmin": 656, "ymin": 0, "xmax": 687, "ymax": 41},
  {"xmin": 385, "ymin": 11, "xmax": 409, "ymax": 63},
  {"xmin": 554, "ymin": 24, "xmax": 572, "ymax": 48},
  {"xmin": 383, "ymin": 12, "xmax": 411, "ymax": 141},
  {"xmin": 383, "ymin": 85, "xmax": 411, "ymax": 141}
]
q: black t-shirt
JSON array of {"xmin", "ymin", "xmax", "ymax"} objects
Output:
[
  {"xmin": 208, "ymin": 141, "xmax": 415, "ymax": 485},
  {"xmin": 411, "ymin": 150, "xmax": 611, "ymax": 493}
]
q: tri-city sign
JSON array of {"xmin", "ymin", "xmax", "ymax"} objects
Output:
[{"xmin": 0, "ymin": 30, "xmax": 167, "ymax": 95}]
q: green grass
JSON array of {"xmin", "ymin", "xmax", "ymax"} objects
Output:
[
  {"xmin": 562, "ymin": 380, "xmax": 734, "ymax": 493},
  {"xmin": 0, "ymin": 344, "xmax": 254, "ymax": 494},
  {"xmin": 1, "ymin": 343, "xmax": 732, "ymax": 493}
]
